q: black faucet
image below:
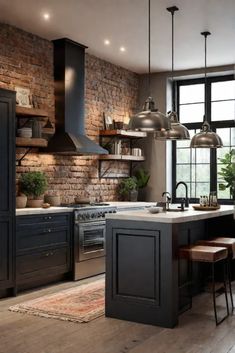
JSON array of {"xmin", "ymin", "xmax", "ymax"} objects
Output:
[{"xmin": 175, "ymin": 182, "xmax": 189, "ymax": 208}]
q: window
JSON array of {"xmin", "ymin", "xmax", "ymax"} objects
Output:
[{"xmin": 172, "ymin": 76, "xmax": 235, "ymax": 204}]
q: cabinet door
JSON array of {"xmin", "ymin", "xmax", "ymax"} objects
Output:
[
  {"xmin": 0, "ymin": 90, "xmax": 15, "ymax": 217},
  {"xmin": 0, "ymin": 89, "xmax": 15, "ymax": 291},
  {"xmin": 0, "ymin": 218, "xmax": 13, "ymax": 288}
]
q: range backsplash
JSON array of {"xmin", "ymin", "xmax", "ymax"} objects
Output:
[{"xmin": 0, "ymin": 23, "xmax": 139, "ymax": 203}]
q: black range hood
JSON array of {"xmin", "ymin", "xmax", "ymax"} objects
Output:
[{"xmin": 47, "ymin": 38, "xmax": 108, "ymax": 155}]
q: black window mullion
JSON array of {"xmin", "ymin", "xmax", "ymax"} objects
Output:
[{"xmin": 172, "ymin": 75, "xmax": 235, "ymax": 204}]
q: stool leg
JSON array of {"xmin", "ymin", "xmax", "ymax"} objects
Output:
[
  {"xmin": 212, "ymin": 262, "xmax": 218, "ymax": 324},
  {"xmin": 212, "ymin": 261, "xmax": 229, "ymax": 325},
  {"xmin": 188, "ymin": 259, "xmax": 193, "ymax": 309},
  {"xmin": 223, "ymin": 261, "xmax": 230, "ymax": 318},
  {"xmin": 227, "ymin": 258, "xmax": 234, "ymax": 312}
]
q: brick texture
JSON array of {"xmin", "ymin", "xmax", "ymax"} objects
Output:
[{"xmin": 0, "ymin": 23, "xmax": 139, "ymax": 203}]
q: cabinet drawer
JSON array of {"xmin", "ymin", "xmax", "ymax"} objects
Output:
[
  {"xmin": 16, "ymin": 247, "xmax": 70, "ymax": 283},
  {"xmin": 16, "ymin": 226, "xmax": 71, "ymax": 253},
  {"xmin": 16, "ymin": 213, "xmax": 70, "ymax": 231}
]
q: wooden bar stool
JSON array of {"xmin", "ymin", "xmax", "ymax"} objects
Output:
[
  {"xmin": 179, "ymin": 245, "xmax": 229, "ymax": 325},
  {"xmin": 198, "ymin": 237, "xmax": 235, "ymax": 311}
]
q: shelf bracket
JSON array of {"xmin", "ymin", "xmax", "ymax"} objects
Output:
[{"xmin": 16, "ymin": 148, "xmax": 32, "ymax": 166}]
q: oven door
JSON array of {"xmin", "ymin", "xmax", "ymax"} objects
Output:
[{"xmin": 77, "ymin": 221, "xmax": 106, "ymax": 261}]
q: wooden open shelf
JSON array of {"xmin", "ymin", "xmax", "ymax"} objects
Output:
[
  {"xmin": 16, "ymin": 137, "xmax": 48, "ymax": 147},
  {"xmin": 16, "ymin": 106, "xmax": 48, "ymax": 118},
  {"xmin": 42, "ymin": 128, "xmax": 54, "ymax": 135},
  {"xmin": 99, "ymin": 154, "xmax": 145, "ymax": 161},
  {"xmin": 99, "ymin": 129, "xmax": 147, "ymax": 138}
]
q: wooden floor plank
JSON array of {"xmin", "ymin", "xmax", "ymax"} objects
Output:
[{"xmin": 0, "ymin": 277, "xmax": 235, "ymax": 353}]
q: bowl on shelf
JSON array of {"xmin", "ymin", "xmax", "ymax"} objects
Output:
[{"xmin": 17, "ymin": 127, "xmax": 32, "ymax": 138}]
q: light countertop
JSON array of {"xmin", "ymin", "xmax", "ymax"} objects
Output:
[
  {"xmin": 105, "ymin": 205, "xmax": 235, "ymax": 224},
  {"xmin": 16, "ymin": 206, "xmax": 74, "ymax": 216},
  {"xmin": 16, "ymin": 202, "xmax": 155, "ymax": 216}
]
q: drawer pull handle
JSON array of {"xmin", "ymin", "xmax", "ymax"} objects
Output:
[
  {"xmin": 42, "ymin": 228, "xmax": 52, "ymax": 233},
  {"xmin": 44, "ymin": 216, "xmax": 52, "ymax": 220}
]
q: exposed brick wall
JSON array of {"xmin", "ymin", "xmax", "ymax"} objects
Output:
[{"xmin": 0, "ymin": 23, "xmax": 139, "ymax": 203}]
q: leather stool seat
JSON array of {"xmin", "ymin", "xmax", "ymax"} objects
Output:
[
  {"xmin": 198, "ymin": 238, "xmax": 235, "ymax": 259},
  {"xmin": 179, "ymin": 245, "xmax": 228, "ymax": 263}
]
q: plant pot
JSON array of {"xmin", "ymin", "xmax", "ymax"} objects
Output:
[
  {"xmin": 137, "ymin": 188, "xmax": 146, "ymax": 201},
  {"xmin": 44, "ymin": 195, "xmax": 61, "ymax": 206},
  {"xmin": 27, "ymin": 198, "xmax": 44, "ymax": 208},
  {"xmin": 129, "ymin": 190, "xmax": 138, "ymax": 202},
  {"xmin": 16, "ymin": 195, "xmax": 27, "ymax": 208}
]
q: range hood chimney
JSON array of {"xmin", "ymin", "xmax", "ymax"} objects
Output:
[{"xmin": 47, "ymin": 38, "xmax": 108, "ymax": 155}]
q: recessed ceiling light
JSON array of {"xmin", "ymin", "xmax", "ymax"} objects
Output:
[
  {"xmin": 104, "ymin": 39, "xmax": 110, "ymax": 45},
  {"xmin": 120, "ymin": 46, "xmax": 126, "ymax": 52},
  {"xmin": 43, "ymin": 13, "xmax": 50, "ymax": 20}
]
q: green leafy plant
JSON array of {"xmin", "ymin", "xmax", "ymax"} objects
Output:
[
  {"xmin": 118, "ymin": 177, "xmax": 138, "ymax": 197},
  {"xmin": 218, "ymin": 149, "xmax": 235, "ymax": 199},
  {"xmin": 134, "ymin": 168, "xmax": 150, "ymax": 189},
  {"xmin": 20, "ymin": 172, "xmax": 48, "ymax": 199}
]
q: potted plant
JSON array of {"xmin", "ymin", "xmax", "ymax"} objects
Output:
[
  {"xmin": 134, "ymin": 168, "xmax": 150, "ymax": 201},
  {"xmin": 118, "ymin": 177, "xmax": 138, "ymax": 201},
  {"xmin": 20, "ymin": 172, "xmax": 48, "ymax": 208},
  {"xmin": 218, "ymin": 149, "xmax": 235, "ymax": 200}
]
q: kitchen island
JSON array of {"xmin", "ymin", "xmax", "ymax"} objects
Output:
[{"xmin": 105, "ymin": 206, "xmax": 235, "ymax": 328}]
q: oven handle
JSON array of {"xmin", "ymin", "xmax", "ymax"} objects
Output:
[{"xmin": 75, "ymin": 221, "xmax": 106, "ymax": 228}]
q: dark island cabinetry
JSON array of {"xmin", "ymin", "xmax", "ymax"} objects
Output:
[
  {"xmin": 105, "ymin": 212, "xmax": 235, "ymax": 328},
  {"xmin": 0, "ymin": 89, "xmax": 15, "ymax": 296},
  {"xmin": 16, "ymin": 213, "xmax": 72, "ymax": 292}
]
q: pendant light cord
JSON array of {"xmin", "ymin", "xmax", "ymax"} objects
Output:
[
  {"xmin": 148, "ymin": 0, "xmax": 151, "ymax": 98},
  {"xmin": 201, "ymin": 31, "xmax": 210, "ymax": 124},
  {"xmin": 167, "ymin": 6, "xmax": 179, "ymax": 112},
  {"xmin": 171, "ymin": 11, "xmax": 174, "ymax": 83}
]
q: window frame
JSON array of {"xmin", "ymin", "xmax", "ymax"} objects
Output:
[{"xmin": 172, "ymin": 74, "xmax": 235, "ymax": 205}]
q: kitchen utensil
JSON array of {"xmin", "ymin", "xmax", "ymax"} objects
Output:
[{"xmin": 131, "ymin": 148, "xmax": 142, "ymax": 156}]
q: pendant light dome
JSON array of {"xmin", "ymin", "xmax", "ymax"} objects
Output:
[
  {"xmin": 155, "ymin": 6, "xmax": 190, "ymax": 140},
  {"xmin": 190, "ymin": 32, "xmax": 223, "ymax": 148},
  {"xmin": 129, "ymin": 0, "xmax": 170, "ymax": 132}
]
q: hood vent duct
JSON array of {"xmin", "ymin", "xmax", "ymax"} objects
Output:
[{"xmin": 47, "ymin": 38, "xmax": 108, "ymax": 155}]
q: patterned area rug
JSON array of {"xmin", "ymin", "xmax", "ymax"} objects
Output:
[{"xmin": 9, "ymin": 279, "xmax": 105, "ymax": 323}]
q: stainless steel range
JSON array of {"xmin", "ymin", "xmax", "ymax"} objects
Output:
[{"xmin": 73, "ymin": 205, "xmax": 117, "ymax": 280}]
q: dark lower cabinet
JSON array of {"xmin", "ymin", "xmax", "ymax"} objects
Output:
[
  {"xmin": 0, "ymin": 89, "xmax": 15, "ymax": 296},
  {"xmin": 16, "ymin": 213, "xmax": 72, "ymax": 292},
  {"xmin": 0, "ymin": 219, "xmax": 13, "ymax": 288}
]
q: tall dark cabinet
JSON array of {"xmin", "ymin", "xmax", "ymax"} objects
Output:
[{"xmin": 0, "ymin": 88, "xmax": 15, "ymax": 295}]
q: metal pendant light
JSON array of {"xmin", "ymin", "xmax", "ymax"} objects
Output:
[
  {"xmin": 190, "ymin": 32, "xmax": 223, "ymax": 148},
  {"xmin": 155, "ymin": 6, "xmax": 190, "ymax": 140},
  {"xmin": 128, "ymin": 0, "xmax": 170, "ymax": 132}
]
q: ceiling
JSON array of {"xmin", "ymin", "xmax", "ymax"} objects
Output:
[{"xmin": 0, "ymin": 0, "xmax": 234, "ymax": 73}]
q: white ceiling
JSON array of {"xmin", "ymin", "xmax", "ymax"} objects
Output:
[{"xmin": 0, "ymin": 0, "xmax": 234, "ymax": 73}]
